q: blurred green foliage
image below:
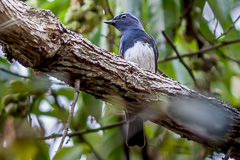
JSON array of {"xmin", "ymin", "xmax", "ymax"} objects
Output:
[{"xmin": 1, "ymin": 0, "xmax": 240, "ymax": 159}]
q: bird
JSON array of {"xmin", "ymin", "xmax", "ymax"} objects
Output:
[{"xmin": 104, "ymin": 13, "xmax": 159, "ymax": 147}]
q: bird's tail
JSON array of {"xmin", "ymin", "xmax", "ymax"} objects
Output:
[{"xmin": 126, "ymin": 116, "xmax": 145, "ymax": 147}]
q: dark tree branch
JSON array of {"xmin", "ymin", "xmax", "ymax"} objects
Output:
[
  {"xmin": 162, "ymin": 30, "xmax": 199, "ymax": 88},
  {"xmin": 158, "ymin": 38, "xmax": 240, "ymax": 63},
  {"xmin": 183, "ymin": 0, "xmax": 205, "ymax": 49},
  {"xmin": 40, "ymin": 121, "xmax": 126, "ymax": 140},
  {"xmin": 1, "ymin": 0, "xmax": 240, "ymax": 159},
  {"xmin": 171, "ymin": 1, "xmax": 194, "ymax": 38}
]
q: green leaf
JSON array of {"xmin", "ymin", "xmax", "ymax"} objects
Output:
[
  {"xmin": 159, "ymin": 62, "xmax": 177, "ymax": 80},
  {"xmin": 56, "ymin": 88, "xmax": 74, "ymax": 100},
  {"xmin": 207, "ymin": 0, "xmax": 230, "ymax": 28},
  {"xmin": 120, "ymin": 0, "xmax": 143, "ymax": 18},
  {"xmin": 88, "ymin": 23, "xmax": 103, "ymax": 46},
  {"xmin": 211, "ymin": 81, "xmax": 233, "ymax": 104},
  {"xmin": 35, "ymin": 141, "xmax": 50, "ymax": 160},
  {"xmin": 207, "ymin": 0, "xmax": 240, "ymax": 58},
  {"xmin": 82, "ymin": 92, "xmax": 102, "ymax": 121},
  {"xmin": 74, "ymin": 92, "xmax": 102, "ymax": 130},
  {"xmin": 83, "ymin": 133, "xmax": 102, "ymax": 151},
  {"xmin": 194, "ymin": 0, "xmax": 207, "ymax": 9},
  {"xmin": 26, "ymin": 76, "xmax": 51, "ymax": 95},
  {"xmin": 99, "ymin": 104, "xmax": 124, "ymax": 160},
  {"xmin": 9, "ymin": 80, "xmax": 28, "ymax": 93},
  {"xmin": 162, "ymin": 0, "xmax": 181, "ymax": 32},
  {"xmin": 13, "ymin": 139, "xmax": 39, "ymax": 160},
  {"xmin": 198, "ymin": 17, "xmax": 215, "ymax": 41},
  {"xmin": 54, "ymin": 145, "xmax": 83, "ymax": 160},
  {"xmin": 0, "ymin": 57, "xmax": 11, "ymax": 67},
  {"xmin": 0, "ymin": 81, "xmax": 8, "ymax": 107}
]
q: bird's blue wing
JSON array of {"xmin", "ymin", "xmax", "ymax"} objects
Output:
[
  {"xmin": 119, "ymin": 42, "xmax": 124, "ymax": 58},
  {"xmin": 149, "ymin": 35, "xmax": 159, "ymax": 73}
]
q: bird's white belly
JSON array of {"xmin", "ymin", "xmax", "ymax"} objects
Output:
[{"xmin": 124, "ymin": 41, "xmax": 155, "ymax": 72}]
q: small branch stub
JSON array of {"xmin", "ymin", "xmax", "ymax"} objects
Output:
[{"xmin": 53, "ymin": 79, "xmax": 80, "ymax": 159}]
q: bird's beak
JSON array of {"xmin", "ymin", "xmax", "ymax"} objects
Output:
[{"xmin": 104, "ymin": 19, "xmax": 117, "ymax": 25}]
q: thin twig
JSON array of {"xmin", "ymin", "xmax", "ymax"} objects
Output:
[
  {"xmin": 162, "ymin": 15, "xmax": 240, "ymax": 63},
  {"xmin": 162, "ymin": 30, "xmax": 199, "ymax": 88},
  {"xmin": 158, "ymin": 38, "xmax": 240, "ymax": 63},
  {"xmin": 0, "ymin": 67, "xmax": 32, "ymax": 79},
  {"xmin": 200, "ymin": 29, "xmax": 240, "ymax": 65},
  {"xmin": 101, "ymin": 34, "xmax": 119, "ymax": 47},
  {"xmin": 52, "ymin": 79, "xmax": 80, "ymax": 159},
  {"xmin": 157, "ymin": 68, "xmax": 164, "ymax": 75},
  {"xmin": 0, "ymin": 68, "xmax": 66, "ymax": 86},
  {"xmin": 214, "ymin": 14, "xmax": 240, "ymax": 41},
  {"xmin": 81, "ymin": 137, "xmax": 103, "ymax": 160},
  {"xmin": 105, "ymin": 0, "xmax": 114, "ymax": 18},
  {"xmin": 36, "ymin": 115, "xmax": 45, "ymax": 137},
  {"xmin": 213, "ymin": 19, "xmax": 219, "ymax": 36},
  {"xmin": 104, "ymin": 0, "xmax": 116, "ymax": 52},
  {"xmin": 27, "ymin": 96, "xmax": 32, "ymax": 126},
  {"xmin": 218, "ymin": 49, "xmax": 240, "ymax": 64},
  {"xmin": 40, "ymin": 120, "xmax": 126, "ymax": 140},
  {"xmin": 222, "ymin": 146, "xmax": 234, "ymax": 160},
  {"xmin": 171, "ymin": 1, "xmax": 194, "ymax": 37}
]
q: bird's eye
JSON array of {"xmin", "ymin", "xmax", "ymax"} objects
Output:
[{"xmin": 121, "ymin": 15, "xmax": 127, "ymax": 19}]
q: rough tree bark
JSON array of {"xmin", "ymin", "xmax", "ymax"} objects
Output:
[{"xmin": 0, "ymin": 0, "xmax": 240, "ymax": 158}]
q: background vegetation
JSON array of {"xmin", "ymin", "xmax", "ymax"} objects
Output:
[{"xmin": 0, "ymin": 0, "xmax": 240, "ymax": 159}]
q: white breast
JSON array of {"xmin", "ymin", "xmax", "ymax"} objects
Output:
[{"xmin": 124, "ymin": 41, "xmax": 155, "ymax": 72}]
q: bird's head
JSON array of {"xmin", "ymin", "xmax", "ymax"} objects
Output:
[{"xmin": 104, "ymin": 13, "xmax": 144, "ymax": 33}]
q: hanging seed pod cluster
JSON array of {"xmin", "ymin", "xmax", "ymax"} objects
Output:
[{"xmin": 64, "ymin": 0, "xmax": 104, "ymax": 34}]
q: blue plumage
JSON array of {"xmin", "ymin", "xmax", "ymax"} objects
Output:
[
  {"xmin": 105, "ymin": 13, "xmax": 158, "ymax": 73},
  {"xmin": 104, "ymin": 13, "xmax": 159, "ymax": 148}
]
